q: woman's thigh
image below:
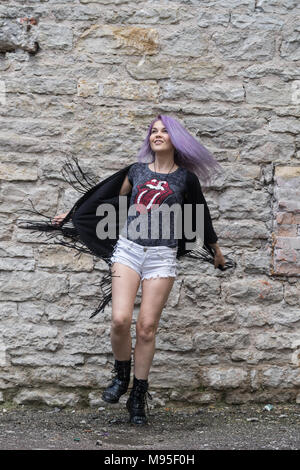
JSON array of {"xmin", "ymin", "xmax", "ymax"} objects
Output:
[
  {"xmin": 111, "ymin": 261, "xmax": 141, "ymax": 323},
  {"xmin": 138, "ymin": 276, "xmax": 175, "ymax": 329}
]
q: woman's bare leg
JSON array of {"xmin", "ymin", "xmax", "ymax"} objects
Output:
[
  {"xmin": 134, "ymin": 276, "xmax": 175, "ymax": 380},
  {"xmin": 111, "ymin": 262, "xmax": 141, "ymax": 360}
]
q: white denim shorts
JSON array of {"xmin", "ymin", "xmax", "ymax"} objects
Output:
[{"xmin": 109, "ymin": 234, "xmax": 177, "ymax": 281}]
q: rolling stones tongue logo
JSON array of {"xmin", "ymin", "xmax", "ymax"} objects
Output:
[{"xmin": 133, "ymin": 178, "xmax": 173, "ymax": 214}]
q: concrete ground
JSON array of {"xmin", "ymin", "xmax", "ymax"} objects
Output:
[{"xmin": 0, "ymin": 401, "xmax": 300, "ymax": 451}]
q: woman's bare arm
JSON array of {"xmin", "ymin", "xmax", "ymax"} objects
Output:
[{"xmin": 119, "ymin": 174, "xmax": 132, "ymax": 195}]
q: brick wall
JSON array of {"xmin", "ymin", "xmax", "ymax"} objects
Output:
[
  {"xmin": 0, "ymin": 0, "xmax": 300, "ymax": 407},
  {"xmin": 272, "ymin": 166, "xmax": 300, "ymax": 275}
]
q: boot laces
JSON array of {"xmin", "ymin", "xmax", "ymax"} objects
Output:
[
  {"xmin": 111, "ymin": 365, "xmax": 118, "ymax": 378},
  {"xmin": 110, "ymin": 362, "xmax": 130, "ymax": 382},
  {"xmin": 145, "ymin": 391, "xmax": 152, "ymax": 416},
  {"xmin": 129, "ymin": 384, "xmax": 153, "ymax": 416}
]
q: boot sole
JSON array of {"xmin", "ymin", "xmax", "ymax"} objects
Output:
[
  {"xmin": 129, "ymin": 417, "xmax": 148, "ymax": 425},
  {"xmin": 126, "ymin": 400, "xmax": 148, "ymax": 425},
  {"xmin": 102, "ymin": 394, "xmax": 120, "ymax": 404},
  {"xmin": 102, "ymin": 390, "xmax": 127, "ymax": 403}
]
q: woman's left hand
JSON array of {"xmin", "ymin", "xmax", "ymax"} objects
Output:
[{"xmin": 214, "ymin": 249, "xmax": 226, "ymax": 269}]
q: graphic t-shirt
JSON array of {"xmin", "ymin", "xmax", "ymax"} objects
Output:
[{"xmin": 120, "ymin": 162, "xmax": 188, "ymax": 247}]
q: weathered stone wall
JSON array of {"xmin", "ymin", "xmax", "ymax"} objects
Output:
[{"xmin": 0, "ymin": 0, "xmax": 300, "ymax": 408}]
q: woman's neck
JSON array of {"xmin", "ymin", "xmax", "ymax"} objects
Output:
[{"xmin": 152, "ymin": 153, "xmax": 176, "ymax": 171}]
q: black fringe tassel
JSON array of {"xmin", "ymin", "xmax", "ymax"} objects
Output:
[
  {"xmin": 61, "ymin": 155, "xmax": 99, "ymax": 194},
  {"xmin": 16, "ymin": 198, "xmax": 118, "ymax": 318},
  {"xmin": 186, "ymin": 243, "xmax": 237, "ymax": 271},
  {"xmin": 16, "ymin": 155, "xmax": 119, "ymax": 319},
  {"xmin": 89, "ymin": 267, "xmax": 118, "ymax": 319},
  {"xmin": 16, "ymin": 199, "xmax": 95, "ymax": 257}
]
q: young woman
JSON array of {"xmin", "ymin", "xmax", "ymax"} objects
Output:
[{"xmin": 52, "ymin": 114, "xmax": 226, "ymax": 425}]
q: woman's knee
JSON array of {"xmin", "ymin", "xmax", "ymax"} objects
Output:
[
  {"xmin": 111, "ymin": 314, "xmax": 131, "ymax": 334},
  {"xmin": 136, "ymin": 320, "xmax": 157, "ymax": 343}
]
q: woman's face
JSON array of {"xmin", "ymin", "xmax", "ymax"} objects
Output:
[{"xmin": 149, "ymin": 120, "xmax": 174, "ymax": 153}]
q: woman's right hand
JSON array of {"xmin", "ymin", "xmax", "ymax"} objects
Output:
[{"xmin": 51, "ymin": 212, "xmax": 68, "ymax": 225}]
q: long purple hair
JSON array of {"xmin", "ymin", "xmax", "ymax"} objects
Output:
[{"xmin": 136, "ymin": 114, "xmax": 223, "ymax": 187}]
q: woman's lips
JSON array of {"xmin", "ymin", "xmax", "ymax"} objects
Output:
[{"xmin": 135, "ymin": 179, "xmax": 173, "ymax": 212}]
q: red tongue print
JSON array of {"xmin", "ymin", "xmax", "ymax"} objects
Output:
[{"xmin": 134, "ymin": 178, "xmax": 173, "ymax": 214}]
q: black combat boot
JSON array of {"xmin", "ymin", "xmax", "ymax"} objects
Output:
[
  {"xmin": 126, "ymin": 376, "xmax": 152, "ymax": 425},
  {"xmin": 102, "ymin": 358, "xmax": 131, "ymax": 403}
]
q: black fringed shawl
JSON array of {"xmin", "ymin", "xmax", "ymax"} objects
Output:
[{"xmin": 17, "ymin": 157, "xmax": 235, "ymax": 318}]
